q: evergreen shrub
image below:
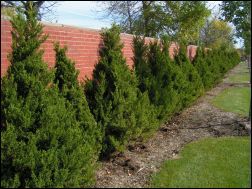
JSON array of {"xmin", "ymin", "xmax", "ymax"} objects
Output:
[
  {"xmin": 85, "ymin": 25, "xmax": 158, "ymax": 156},
  {"xmin": 53, "ymin": 42, "xmax": 102, "ymax": 156},
  {"xmin": 193, "ymin": 44, "xmax": 240, "ymax": 90},
  {"xmin": 173, "ymin": 45, "xmax": 204, "ymax": 108},
  {"xmin": 1, "ymin": 3, "xmax": 96, "ymax": 187},
  {"xmin": 133, "ymin": 37, "xmax": 181, "ymax": 121}
]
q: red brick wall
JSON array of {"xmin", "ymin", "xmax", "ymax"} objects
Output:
[
  {"xmin": 1, "ymin": 18, "xmax": 198, "ymax": 80},
  {"xmin": 1, "ymin": 19, "xmax": 12, "ymax": 76},
  {"xmin": 187, "ymin": 45, "xmax": 198, "ymax": 62}
]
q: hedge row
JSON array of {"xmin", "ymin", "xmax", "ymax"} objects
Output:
[
  {"xmin": 193, "ymin": 45, "xmax": 240, "ymax": 90},
  {"xmin": 133, "ymin": 37, "xmax": 204, "ymax": 121},
  {"xmin": 133, "ymin": 36, "xmax": 240, "ymax": 123},
  {"xmin": 1, "ymin": 3, "xmax": 240, "ymax": 188}
]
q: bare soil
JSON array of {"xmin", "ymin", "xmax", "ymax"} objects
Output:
[{"xmin": 94, "ymin": 64, "xmax": 251, "ymax": 188}]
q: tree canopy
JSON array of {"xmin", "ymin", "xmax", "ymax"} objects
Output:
[
  {"xmin": 98, "ymin": 1, "xmax": 210, "ymax": 44},
  {"xmin": 200, "ymin": 19, "xmax": 235, "ymax": 49},
  {"xmin": 220, "ymin": 1, "xmax": 251, "ymax": 54},
  {"xmin": 1, "ymin": 1, "xmax": 58, "ymax": 21}
]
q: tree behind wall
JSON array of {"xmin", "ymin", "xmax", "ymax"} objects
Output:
[
  {"xmin": 221, "ymin": 1, "xmax": 251, "ymax": 55},
  {"xmin": 1, "ymin": 1, "xmax": 58, "ymax": 21},
  {"xmin": 200, "ymin": 19, "xmax": 235, "ymax": 49},
  {"xmin": 98, "ymin": 1, "xmax": 210, "ymax": 43}
]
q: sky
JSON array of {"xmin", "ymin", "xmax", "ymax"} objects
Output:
[
  {"xmin": 44, "ymin": 1, "xmax": 111, "ymax": 29},
  {"xmin": 42, "ymin": 1, "xmax": 243, "ymax": 48}
]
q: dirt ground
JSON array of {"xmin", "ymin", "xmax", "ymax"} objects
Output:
[{"xmin": 94, "ymin": 63, "xmax": 251, "ymax": 188}]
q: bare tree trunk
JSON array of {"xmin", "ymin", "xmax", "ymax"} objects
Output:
[{"xmin": 126, "ymin": 1, "xmax": 133, "ymax": 33}]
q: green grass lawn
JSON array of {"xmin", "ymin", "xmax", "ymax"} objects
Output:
[
  {"xmin": 151, "ymin": 137, "xmax": 251, "ymax": 188},
  {"xmin": 211, "ymin": 87, "xmax": 250, "ymax": 117},
  {"xmin": 227, "ymin": 74, "xmax": 250, "ymax": 83},
  {"xmin": 225, "ymin": 62, "xmax": 250, "ymax": 83}
]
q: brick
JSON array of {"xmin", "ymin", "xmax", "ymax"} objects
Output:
[{"xmin": 1, "ymin": 19, "xmax": 199, "ymax": 79}]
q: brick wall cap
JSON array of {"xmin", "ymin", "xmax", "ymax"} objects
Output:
[
  {"xmin": 1, "ymin": 15, "xmax": 158, "ymax": 40},
  {"xmin": 1, "ymin": 15, "xmax": 100, "ymax": 33},
  {"xmin": 41, "ymin": 21, "xmax": 102, "ymax": 33},
  {"xmin": 187, "ymin": 45, "xmax": 198, "ymax": 48}
]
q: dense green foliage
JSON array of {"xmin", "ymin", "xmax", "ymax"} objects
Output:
[
  {"xmin": 221, "ymin": 1, "xmax": 251, "ymax": 55},
  {"xmin": 100, "ymin": 1, "xmax": 210, "ymax": 43},
  {"xmin": 173, "ymin": 45, "xmax": 204, "ymax": 108},
  {"xmin": 53, "ymin": 42, "xmax": 101, "ymax": 155},
  {"xmin": 132, "ymin": 36, "xmax": 151, "ymax": 93},
  {"xmin": 134, "ymin": 37, "xmax": 175, "ymax": 120},
  {"xmin": 193, "ymin": 45, "xmax": 240, "ymax": 90},
  {"xmin": 133, "ymin": 35, "xmax": 240, "ymax": 127},
  {"xmin": 146, "ymin": 40, "xmax": 181, "ymax": 120},
  {"xmin": 53, "ymin": 43, "xmax": 102, "ymax": 184},
  {"xmin": 133, "ymin": 37, "xmax": 204, "ymax": 121},
  {"xmin": 1, "ymin": 2, "xmax": 241, "ymax": 187},
  {"xmin": 85, "ymin": 25, "xmax": 158, "ymax": 156},
  {"xmin": 1, "ymin": 2, "xmax": 96, "ymax": 187},
  {"xmin": 200, "ymin": 19, "xmax": 235, "ymax": 49}
]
